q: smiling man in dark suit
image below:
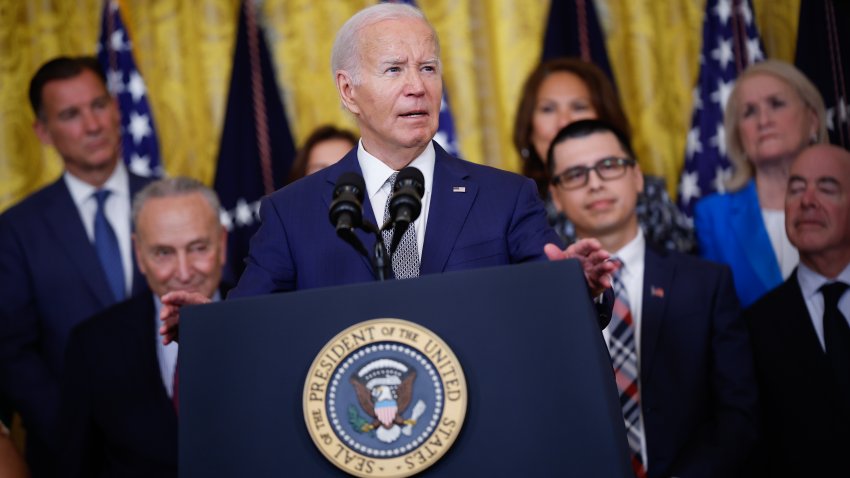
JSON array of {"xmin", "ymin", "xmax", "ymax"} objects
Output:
[
  {"xmin": 547, "ymin": 119, "xmax": 758, "ymax": 478},
  {"xmin": 745, "ymin": 144, "xmax": 850, "ymax": 477},
  {"xmin": 0, "ymin": 56, "xmax": 151, "ymax": 476},
  {"xmin": 59, "ymin": 177, "xmax": 228, "ymax": 477}
]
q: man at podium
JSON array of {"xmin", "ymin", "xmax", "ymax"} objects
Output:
[{"xmin": 159, "ymin": 3, "xmax": 617, "ymax": 340}]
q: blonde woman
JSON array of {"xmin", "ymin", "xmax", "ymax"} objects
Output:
[{"xmin": 695, "ymin": 60, "xmax": 827, "ymax": 307}]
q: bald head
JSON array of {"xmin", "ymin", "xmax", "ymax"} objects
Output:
[{"xmin": 785, "ymin": 144, "xmax": 850, "ymax": 277}]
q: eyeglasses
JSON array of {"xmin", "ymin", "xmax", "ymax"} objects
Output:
[{"xmin": 550, "ymin": 156, "xmax": 637, "ymax": 191}]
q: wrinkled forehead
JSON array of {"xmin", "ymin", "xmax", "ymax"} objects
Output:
[
  {"xmin": 358, "ymin": 17, "xmax": 438, "ymax": 59},
  {"xmin": 791, "ymin": 150, "xmax": 850, "ymax": 184}
]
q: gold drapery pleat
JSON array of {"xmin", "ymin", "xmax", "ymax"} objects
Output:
[{"xmin": 0, "ymin": 0, "xmax": 802, "ymax": 212}]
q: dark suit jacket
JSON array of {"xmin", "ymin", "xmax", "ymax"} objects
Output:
[
  {"xmin": 639, "ymin": 246, "xmax": 757, "ymax": 478},
  {"xmin": 59, "ymin": 293, "xmax": 177, "ymax": 478},
  {"xmin": 694, "ymin": 180, "xmax": 782, "ymax": 308},
  {"xmin": 230, "ymin": 142, "xmax": 563, "ymax": 297},
  {"xmin": 745, "ymin": 272, "xmax": 850, "ymax": 477},
  {"xmin": 0, "ymin": 173, "xmax": 150, "ymax": 456}
]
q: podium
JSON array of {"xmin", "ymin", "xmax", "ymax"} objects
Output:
[{"xmin": 180, "ymin": 259, "xmax": 632, "ymax": 477}]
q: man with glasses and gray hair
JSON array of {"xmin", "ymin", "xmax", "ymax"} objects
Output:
[{"xmin": 547, "ymin": 119, "xmax": 757, "ymax": 478}]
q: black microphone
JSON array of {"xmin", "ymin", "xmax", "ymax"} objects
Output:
[
  {"xmin": 383, "ymin": 167, "xmax": 424, "ymax": 254},
  {"xmin": 329, "ymin": 172, "xmax": 368, "ymax": 256}
]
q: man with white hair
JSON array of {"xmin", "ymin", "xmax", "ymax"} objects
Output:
[{"xmin": 160, "ymin": 3, "xmax": 616, "ymax": 338}]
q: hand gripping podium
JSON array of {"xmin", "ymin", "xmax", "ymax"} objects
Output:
[{"xmin": 180, "ymin": 260, "xmax": 632, "ymax": 477}]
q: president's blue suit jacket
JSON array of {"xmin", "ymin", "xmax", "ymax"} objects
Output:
[
  {"xmin": 694, "ymin": 180, "xmax": 781, "ymax": 308},
  {"xmin": 639, "ymin": 246, "xmax": 757, "ymax": 478},
  {"xmin": 230, "ymin": 142, "xmax": 563, "ymax": 297},
  {"xmin": 0, "ymin": 173, "xmax": 150, "ymax": 460}
]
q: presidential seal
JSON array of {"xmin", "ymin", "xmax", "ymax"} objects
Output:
[{"xmin": 304, "ymin": 319, "xmax": 467, "ymax": 477}]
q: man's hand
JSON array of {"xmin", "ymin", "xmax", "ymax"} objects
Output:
[
  {"xmin": 159, "ymin": 291, "xmax": 211, "ymax": 345},
  {"xmin": 544, "ymin": 238, "xmax": 619, "ymax": 297}
]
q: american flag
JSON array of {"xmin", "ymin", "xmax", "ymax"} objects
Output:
[
  {"xmin": 213, "ymin": 0, "xmax": 294, "ymax": 282},
  {"xmin": 795, "ymin": 0, "xmax": 849, "ymax": 149},
  {"xmin": 677, "ymin": 0, "xmax": 764, "ymax": 216},
  {"xmin": 384, "ymin": 0, "xmax": 460, "ymax": 157},
  {"xmin": 97, "ymin": 0, "xmax": 162, "ymax": 178}
]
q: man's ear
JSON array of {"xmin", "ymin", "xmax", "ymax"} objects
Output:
[
  {"xmin": 634, "ymin": 164, "xmax": 645, "ymax": 194},
  {"xmin": 132, "ymin": 233, "xmax": 147, "ymax": 276},
  {"xmin": 549, "ymin": 184, "xmax": 564, "ymax": 213},
  {"xmin": 33, "ymin": 119, "xmax": 53, "ymax": 146},
  {"xmin": 336, "ymin": 70, "xmax": 360, "ymax": 115}
]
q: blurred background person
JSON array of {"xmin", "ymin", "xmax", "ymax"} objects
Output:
[
  {"xmin": 547, "ymin": 119, "xmax": 756, "ymax": 478},
  {"xmin": 513, "ymin": 57, "xmax": 695, "ymax": 253},
  {"xmin": 59, "ymin": 177, "xmax": 228, "ymax": 477},
  {"xmin": 287, "ymin": 124, "xmax": 357, "ymax": 183},
  {"xmin": 745, "ymin": 144, "xmax": 850, "ymax": 477},
  {"xmin": 0, "ymin": 56, "xmax": 151, "ymax": 476},
  {"xmin": 695, "ymin": 60, "xmax": 827, "ymax": 307}
]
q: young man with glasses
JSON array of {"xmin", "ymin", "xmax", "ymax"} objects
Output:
[{"xmin": 547, "ymin": 119, "xmax": 758, "ymax": 478}]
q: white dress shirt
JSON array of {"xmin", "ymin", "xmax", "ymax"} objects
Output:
[
  {"xmin": 154, "ymin": 291, "xmax": 221, "ymax": 398},
  {"xmin": 64, "ymin": 162, "xmax": 134, "ymax": 295},
  {"xmin": 796, "ymin": 262, "xmax": 850, "ymax": 351},
  {"xmin": 761, "ymin": 208, "xmax": 799, "ymax": 280},
  {"xmin": 358, "ymin": 140, "xmax": 435, "ymax": 260}
]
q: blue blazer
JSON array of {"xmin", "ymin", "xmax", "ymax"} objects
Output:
[
  {"xmin": 59, "ymin": 294, "xmax": 177, "ymax": 478},
  {"xmin": 638, "ymin": 246, "xmax": 757, "ymax": 478},
  {"xmin": 230, "ymin": 142, "xmax": 562, "ymax": 297},
  {"xmin": 694, "ymin": 180, "xmax": 781, "ymax": 308},
  {"xmin": 0, "ymin": 174, "xmax": 150, "ymax": 455}
]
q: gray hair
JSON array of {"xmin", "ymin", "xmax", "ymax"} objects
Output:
[
  {"xmin": 132, "ymin": 176, "xmax": 221, "ymax": 227},
  {"xmin": 331, "ymin": 3, "xmax": 440, "ymax": 85},
  {"xmin": 724, "ymin": 60, "xmax": 827, "ymax": 192}
]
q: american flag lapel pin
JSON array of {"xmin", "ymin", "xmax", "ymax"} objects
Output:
[
  {"xmin": 452, "ymin": 186, "xmax": 466, "ymax": 193},
  {"xmin": 651, "ymin": 286, "xmax": 665, "ymax": 299}
]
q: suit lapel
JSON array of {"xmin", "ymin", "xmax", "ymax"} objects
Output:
[
  {"xmin": 776, "ymin": 275, "xmax": 833, "ymax": 376},
  {"xmin": 640, "ymin": 246, "xmax": 673, "ymax": 384},
  {"xmin": 321, "ymin": 151, "xmax": 378, "ymax": 276},
  {"xmin": 420, "ymin": 145, "xmax": 477, "ymax": 274},
  {"xmin": 42, "ymin": 179, "xmax": 115, "ymax": 307},
  {"xmin": 134, "ymin": 295, "xmax": 179, "ymax": 421},
  {"xmin": 729, "ymin": 183, "xmax": 781, "ymax": 290}
]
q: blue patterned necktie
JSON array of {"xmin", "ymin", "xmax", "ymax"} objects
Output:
[
  {"xmin": 382, "ymin": 172, "xmax": 420, "ymax": 280},
  {"xmin": 609, "ymin": 262, "xmax": 647, "ymax": 478},
  {"xmin": 93, "ymin": 189, "xmax": 126, "ymax": 301}
]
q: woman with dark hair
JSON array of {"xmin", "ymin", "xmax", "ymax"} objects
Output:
[
  {"xmin": 288, "ymin": 124, "xmax": 358, "ymax": 183},
  {"xmin": 513, "ymin": 58, "xmax": 694, "ymax": 252}
]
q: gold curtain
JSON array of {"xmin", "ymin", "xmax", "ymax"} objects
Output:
[{"xmin": 0, "ymin": 0, "xmax": 802, "ymax": 213}]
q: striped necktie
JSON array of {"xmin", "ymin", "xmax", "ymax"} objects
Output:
[
  {"xmin": 381, "ymin": 172, "xmax": 420, "ymax": 280},
  {"xmin": 610, "ymin": 263, "xmax": 647, "ymax": 478}
]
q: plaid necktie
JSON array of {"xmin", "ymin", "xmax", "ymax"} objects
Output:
[
  {"xmin": 382, "ymin": 172, "xmax": 420, "ymax": 279},
  {"xmin": 610, "ymin": 263, "xmax": 647, "ymax": 478},
  {"xmin": 821, "ymin": 282, "xmax": 850, "ymax": 403},
  {"xmin": 93, "ymin": 189, "xmax": 126, "ymax": 301}
]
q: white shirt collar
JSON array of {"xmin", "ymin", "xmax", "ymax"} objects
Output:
[
  {"xmin": 357, "ymin": 140, "xmax": 436, "ymax": 202},
  {"xmin": 797, "ymin": 261, "xmax": 850, "ymax": 300},
  {"xmin": 64, "ymin": 161, "xmax": 129, "ymax": 207},
  {"xmin": 611, "ymin": 229, "xmax": 645, "ymax": 277}
]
